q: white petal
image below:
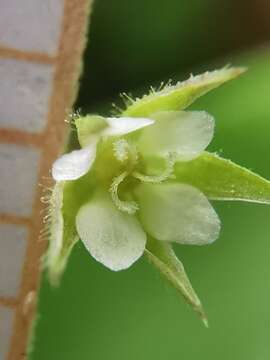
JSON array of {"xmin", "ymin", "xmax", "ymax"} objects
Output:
[
  {"xmin": 76, "ymin": 192, "xmax": 146, "ymax": 271},
  {"xmin": 104, "ymin": 117, "xmax": 154, "ymax": 136},
  {"xmin": 135, "ymin": 183, "xmax": 220, "ymax": 245},
  {"xmin": 138, "ymin": 111, "xmax": 214, "ymax": 160},
  {"xmin": 52, "ymin": 144, "xmax": 96, "ymax": 181}
]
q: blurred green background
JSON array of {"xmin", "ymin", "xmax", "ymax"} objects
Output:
[{"xmin": 31, "ymin": 0, "xmax": 270, "ymax": 359}]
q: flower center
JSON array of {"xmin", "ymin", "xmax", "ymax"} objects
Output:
[{"xmin": 107, "ymin": 139, "xmax": 176, "ymax": 214}]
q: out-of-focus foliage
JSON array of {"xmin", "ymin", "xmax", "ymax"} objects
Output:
[{"xmin": 77, "ymin": 0, "xmax": 270, "ymax": 112}]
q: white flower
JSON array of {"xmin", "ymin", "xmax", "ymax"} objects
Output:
[{"xmin": 51, "ymin": 111, "xmax": 220, "ymax": 271}]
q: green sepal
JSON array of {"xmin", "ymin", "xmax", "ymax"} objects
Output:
[
  {"xmin": 75, "ymin": 115, "xmax": 107, "ymax": 147},
  {"xmin": 122, "ymin": 67, "xmax": 246, "ymax": 117},
  {"xmin": 174, "ymin": 152, "xmax": 270, "ymax": 203},
  {"xmin": 145, "ymin": 237, "xmax": 208, "ymax": 326},
  {"xmin": 46, "ymin": 171, "xmax": 97, "ymax": 285}
]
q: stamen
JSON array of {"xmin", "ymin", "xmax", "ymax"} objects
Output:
[
  {"xmin": 113, "ymin": 139, "xmax": 138, "ymax": 166},
  {"xmin": 110, "ymin": 171, "xmax": 139, "ymax": 214},
  {"xmin": 113, "ymin": 139, "xmax": 129, "ymax": 162},
  {"xmin": 132, "ymin": 153, "xmax": 176, "ymax": 184}
]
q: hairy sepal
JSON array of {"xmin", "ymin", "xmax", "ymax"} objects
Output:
[
  {"xmin": 145, "ymin": 238, "xmax": 208, "ymax": 326},
  {"xmin": 122, "ymin": 67, "xmax": 246, "ymax": 117},
  {"xmin": 174, "ymin": 152, "xmax": 270, "ymax": 204}
]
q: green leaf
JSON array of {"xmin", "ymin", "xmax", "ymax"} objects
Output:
[
  {"xmin": 174, "ymin": 152, "xmax": 270, "ymax": 203},
  {"xmin": 122, "ymin": 67, "xmax": 246, "ymax": 117},
  {"xmin": 145, "ymin": 237, "xmax": 208, "ymax": 326}
]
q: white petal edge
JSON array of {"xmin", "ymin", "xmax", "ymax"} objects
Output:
[
  {"xmin": 138, "ymin": 111, "xmax": 214, "ymax": 161},
  {"xmin": 104, "ymin": 116, "xmax": 155, "ymax": 136},
  {"xmin": 76, "ymin": 192, "xmax": 146, "ymax": 271},
  {"xmin": 52, "ymin": 144, "xmax": 97, "ymax": 181},
  {"xmin": 135, "ymin": 183, "xmax": 220, "ymax": 245}
]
